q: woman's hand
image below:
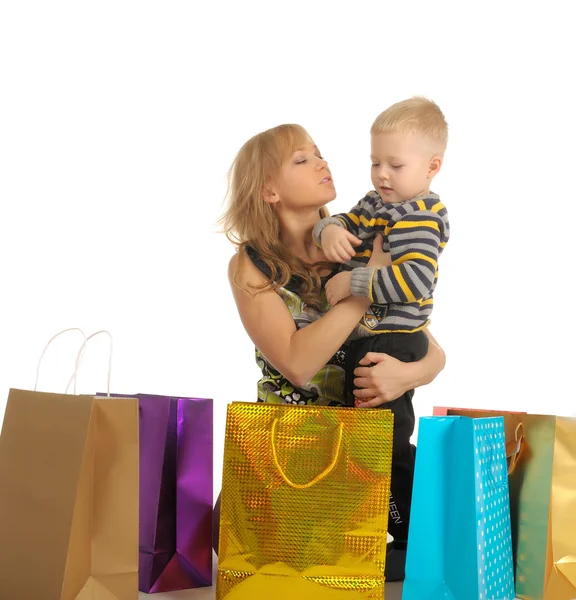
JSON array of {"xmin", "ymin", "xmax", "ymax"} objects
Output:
[
  {"xmin": 352, "ymin": 329, "xmax": 446, "ymax": 408},
  {"xmin": 352, "ymin": 352, "xmax": 416, "ymax": 407},
  {"xmin": 326, "ymin": 233, "xmax": 390, "ymax": 306},
  {"xmin": 366, "ymin": 233, "xmax": 392, "ymax": 269}
]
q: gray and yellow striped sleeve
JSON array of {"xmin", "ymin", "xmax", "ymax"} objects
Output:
[
  {"xmin": 350, "ymin": 203, "xmax": 450, "ymax": 303},
  {"xmin": 312, "ymin": 193, "xmax": 379, "ymax": 247}
]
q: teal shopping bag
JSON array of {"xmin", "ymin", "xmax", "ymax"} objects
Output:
[{"xmin": 402, "ymin": 416, "xmax": 515, "ymax": 600}]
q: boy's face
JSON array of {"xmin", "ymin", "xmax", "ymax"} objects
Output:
[{"xmin": 370, "ymin": 132, "xmax": 442, "ymax": 203}]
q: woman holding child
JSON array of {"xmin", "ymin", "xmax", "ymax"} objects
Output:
[{"xmin": 215, "ymin": 99, "xmax": 447, "ymax": 581}]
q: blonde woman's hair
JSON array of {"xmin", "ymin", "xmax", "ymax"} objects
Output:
[
  {"xmin": 219, "ymin": 124, "xmax": 329, "ymax": 309},
  {"xmin": 371, "ymin": 96, "xmax": 448, "ymax": 154}
]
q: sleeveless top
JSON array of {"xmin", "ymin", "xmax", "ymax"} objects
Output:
[{"xmin": 246, "ymin": 246, "xmax": 348, "ymax": 407}]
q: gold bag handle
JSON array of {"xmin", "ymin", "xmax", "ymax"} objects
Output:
[
  {"xmin": 271, "ymin": 418, "xmax": 344, "ymax": 489},
  {"xmin": 506, "ymin": 422, "xmax": 526, "ymax": 475}
]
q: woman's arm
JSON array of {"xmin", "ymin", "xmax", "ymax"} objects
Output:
[
  {"xmin": 229, "ymin": 251, "xmax": 371, "ymax": 387},
  {"xmin": 352, "ymin": 327, "xmax": 446, "ymax": 407}
]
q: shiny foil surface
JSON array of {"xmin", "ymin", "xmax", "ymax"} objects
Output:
[{"xmin": 216, "ymin": 402, "xmax": 394, "ymax": 599}]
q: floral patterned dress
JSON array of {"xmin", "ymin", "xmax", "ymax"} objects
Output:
[{"xmin": 246, "ymin": 247, "xmax": 348, "ymax": 407}]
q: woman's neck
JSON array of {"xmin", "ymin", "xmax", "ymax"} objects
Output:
[{"xmin": 278, "ymin": 208, "xmax": 323, "ymax": 263}]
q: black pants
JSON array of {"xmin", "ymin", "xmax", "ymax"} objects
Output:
[{"xmin": 345, "ymin": 330, "xmax": 428, "ymax": 545}]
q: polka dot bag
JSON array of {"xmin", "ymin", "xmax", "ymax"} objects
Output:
[{"xmin": 402, "ymin": 416, "xmax": 515, "ymax": 600}]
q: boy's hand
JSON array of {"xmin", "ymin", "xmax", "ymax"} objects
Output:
[
  {"xmin": 321, "ymin": 225, "xmax": 362, "ymax": 263},
  {"xmin": 326, "ymin": 271, "xmax": 353, "ymax": 306}
]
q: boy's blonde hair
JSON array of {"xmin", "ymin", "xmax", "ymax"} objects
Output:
[{"xmin": 371, "ymin": 96, "xmax": 448, "ymax": 155}]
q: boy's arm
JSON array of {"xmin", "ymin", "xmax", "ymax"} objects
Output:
[
  {"xmin": 312, "ymin": 215, "xmax": 348, "ymax": 248},
  {"xmin": 312, "ymin": 191, "xmax": 381, "ymax": 247},
  {"xmin": 350, "ymin": 207, "xmax": 449, "ymax": 303}
]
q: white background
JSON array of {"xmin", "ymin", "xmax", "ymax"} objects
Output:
[{"xmin": 1, "ymin": 1, "xmax": 574, "ymax": 499}]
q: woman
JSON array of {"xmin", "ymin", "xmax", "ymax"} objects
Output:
[{"xmin": 214, "ymin": 124, "xmax": 446, "ymax": 578}]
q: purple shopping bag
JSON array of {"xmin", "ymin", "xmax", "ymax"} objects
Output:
[{"xmin": 99, "ymin": 393, "xmax": 213, "ymax": 593}]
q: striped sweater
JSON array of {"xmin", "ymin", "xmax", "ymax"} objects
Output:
[{"xmin": 313, "ymin": 191, "xmax": 450, "ymax": 335}]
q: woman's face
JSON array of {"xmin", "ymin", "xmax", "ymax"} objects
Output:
[{"xmin": 271, "ymin": 140, "xmax": 336, "ymax": 210}]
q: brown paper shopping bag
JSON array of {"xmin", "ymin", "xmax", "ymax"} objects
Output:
[{"xmin": 0, "ymin": 329, "xmax": 139, "ymax": 600}]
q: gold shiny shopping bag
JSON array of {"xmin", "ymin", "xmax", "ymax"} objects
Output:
[
  {"xmin": 539, "ymin": 416, "xmax": 576, "ymax": 599},
  {"xmin": 216, "ymin": 402, "xmax": 393, "ymax": 599},
  {"xmin": 436, "ymin": 408, "xmax": 576, "ymax": 599}
]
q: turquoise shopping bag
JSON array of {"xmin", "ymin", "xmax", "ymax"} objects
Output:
[{"xmin": 402, "ymin": 416, "xmax": 515, "ymax": 600}]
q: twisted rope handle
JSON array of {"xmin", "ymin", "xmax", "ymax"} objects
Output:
[
  {"xmin": 34, "ymin": 328, "xmax": 87, "ymax": 393},
  {"xmin": 271, "ymin": 419, "xmax": 344, "ymax": 490},
  {"xmin": 506, "ymin": 422, "xmax": 526, "ymax": 475},
  {"xmin": 65, "ymin": 330, "xmax": 113, "ymax": 397}
]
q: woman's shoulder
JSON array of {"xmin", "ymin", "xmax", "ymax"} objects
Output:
[
  {"xmin": 228, "ymin": 244, "xmax": 304, "ymax": 296},
  {"xmin": 228, "ymin": 246, "xmax": 269, "ymax": 288}
]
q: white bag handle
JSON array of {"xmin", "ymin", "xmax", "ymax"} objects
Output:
[
  {"xmin": 65, "ymin": 330, "xmax": 114, "ymax": 397},
  {"xmin": 34, "ymin": 328, "xmax": 88, "ymax": 393}
]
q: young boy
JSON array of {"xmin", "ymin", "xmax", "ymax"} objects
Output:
[{"xmin": 313, "ymin": 96, "xmax": 450, "ymax": 581}]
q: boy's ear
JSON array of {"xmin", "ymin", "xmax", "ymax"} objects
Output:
[{"xmin": 427, "ymin": 155, "xmax": 443, "ymax": 179}]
